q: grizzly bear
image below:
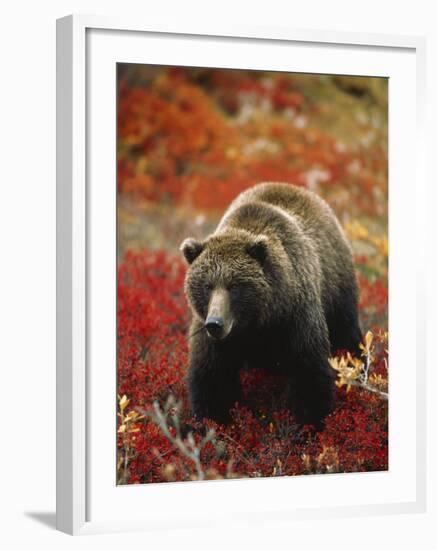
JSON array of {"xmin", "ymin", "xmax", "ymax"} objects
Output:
[{"xmin": 181, "ymin": 182, "xmax": 362, "ymax": 428}]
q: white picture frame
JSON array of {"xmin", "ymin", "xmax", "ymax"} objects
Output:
[{"xmin": 56, "ymin": 14, "xmax": 427, "ymax": 535}]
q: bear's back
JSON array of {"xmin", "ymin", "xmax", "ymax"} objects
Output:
[
  {"xmin": 217, "ymin": 182, "xmax": 347, "ymax": 253},
  {"xmin": 215, "ymin": 182, "xmax": 355, "ymax": 312},
  {"xmin": 230, "ymin": 182, "xmax": 342, "ymax": 236}
]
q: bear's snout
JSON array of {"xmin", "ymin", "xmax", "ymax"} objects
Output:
[
  {"xmin": 205, "ymin": 288, "xmax": 233, "ymax": 340},
  {"xmin": 205, "ymin": 316, "xmax": 224, "ymax": 339}
]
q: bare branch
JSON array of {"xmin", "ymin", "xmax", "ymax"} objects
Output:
[{"xmin": 147, "ymin": 396, "xmax": 218, "ymax": 481}]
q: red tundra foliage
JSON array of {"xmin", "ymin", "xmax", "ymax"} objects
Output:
[
  {"xmin": 117, "ymin": 250, "xmax": 388, "ymax": 483},
  {"xmin": 117, "ymin": 67, "xmax": 387, "ymax": 218}
]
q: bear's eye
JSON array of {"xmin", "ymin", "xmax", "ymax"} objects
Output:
[{"xmin": 204, "ymin": 282, "xmax": 213, "ymax": 291}]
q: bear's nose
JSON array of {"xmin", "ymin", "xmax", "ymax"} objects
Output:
[{"xmin": 205, "ymin": 316, "xmax": 224, "ymax": 339}]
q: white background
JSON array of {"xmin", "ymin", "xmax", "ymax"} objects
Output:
[{"xmin": 0, "ymin": 0, "xmax": 435, "ymax": 548}]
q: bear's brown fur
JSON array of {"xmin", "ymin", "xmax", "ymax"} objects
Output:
[{"xmin": 181, "ymin": 182, "xmax": 362, "ymax": 428}]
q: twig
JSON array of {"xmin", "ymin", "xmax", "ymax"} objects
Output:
[
  {"xmin": 345, "ymin": 379, "xmax": 388, "ymax": 400},
  {"xmin": 148, "ymin": 397, "xmax": 215, "ymax": 481}
]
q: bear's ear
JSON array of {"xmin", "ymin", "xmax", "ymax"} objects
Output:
[
  {"xmin": 247, "ymin": 236, "xmax": 268, "ymax": 264},
  {"xmin": 180, "ymin": 238, "xmax": 204, "ymax": 264}
]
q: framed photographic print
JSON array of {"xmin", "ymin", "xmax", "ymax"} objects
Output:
[{"xmin": 56, "ymin": 15, "xmax": 427, "ymax": 535}]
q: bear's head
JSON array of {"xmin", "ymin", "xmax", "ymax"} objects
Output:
[{"xmin": 180, "ymin": 230, "xmax": 274, "ymax": 341}]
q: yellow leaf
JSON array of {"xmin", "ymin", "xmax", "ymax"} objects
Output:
[
  {"xmin": 365, "ymin": 331, "xmax": 373, "ymax": 349},
  {"xmin": 351, "ymin": 357, "xmax": 363, "ymax": 368},
  {"xmin": 119, "ymin": 395, "xmax": 129, "ymax": 411}
]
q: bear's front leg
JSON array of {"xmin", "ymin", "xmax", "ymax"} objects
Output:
[
  {"xmin": 188, "ymin": 326, "xmax": 242, "ymax": 425},
  {"xmin": 289, "ymin": 350, "xmax": 335, "ymax": 430}
]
